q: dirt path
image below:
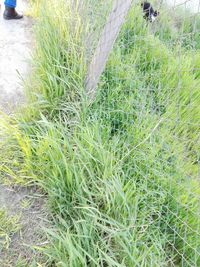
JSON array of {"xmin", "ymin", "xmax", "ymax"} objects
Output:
[
  {"xmin": 0, "ymin": 1, "xmax": 46, "ymax": 266},
  {"xmin": 0, "ymin": 0, "xmax": 31, "ymax": 113}
]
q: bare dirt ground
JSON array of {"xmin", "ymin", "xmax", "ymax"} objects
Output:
[
  {"xmin": 0, "ymin": 1, "xmax": 47, "ymax": 265},
  {"xmin": 0, "ymin": 0, "xmax": 32, "ymax": 114},
  {"xmin": 0, "ymin": 185, "xmax": 47, "ymax": 266}
]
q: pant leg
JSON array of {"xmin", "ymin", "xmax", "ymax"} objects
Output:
[{"xmin": 4, "ymin": 0, "xmax": 16, "ymax": 8}]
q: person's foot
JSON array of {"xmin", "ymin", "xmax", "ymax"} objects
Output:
[{"xmin": 3, "ymin": 7, "xmax": 23, "ymax": 20}]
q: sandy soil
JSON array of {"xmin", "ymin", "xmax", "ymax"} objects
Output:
[{"xmin": 0, "ymin": 0, "xmax": 32, "ymax": 113}]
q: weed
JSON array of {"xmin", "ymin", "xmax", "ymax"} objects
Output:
[{"xmin": 0, "ymin": 209, "xmax": 20, "ymax": 251}]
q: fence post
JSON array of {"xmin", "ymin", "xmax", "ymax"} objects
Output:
[{"xmin": 85, "ymin": 0, "xmax": 133, "ymax": 101}]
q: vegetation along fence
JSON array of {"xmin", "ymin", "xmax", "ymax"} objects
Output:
[
  {"xmin": 1, "ymin": 0, "xmax": 200, "ymax": 266},
  {"xmin": 83, "ymin": 0, "xmax": 200, "ymax": 266}
]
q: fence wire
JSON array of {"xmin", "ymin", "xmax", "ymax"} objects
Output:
[{"xmin": 83, "ymin": 0, "xmax": 200, "ymax": 266}]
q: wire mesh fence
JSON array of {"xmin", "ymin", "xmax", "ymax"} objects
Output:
[
  {"xmin": 1, "ymin": 0, "xmax": 199, "ymax": 265},
  {"xmin": 9, "ymin": 0, "xmax": 198, "ymax": 265},
  {"xmin": 82, "ymin": 0, "xmax": 200, "ymax": 266}
]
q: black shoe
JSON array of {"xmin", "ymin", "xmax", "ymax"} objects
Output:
[{"xmin": 3, "ymin": 7, "xmax": 23, "ymax": 20}]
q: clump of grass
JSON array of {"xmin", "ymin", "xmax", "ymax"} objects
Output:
[
  {"xmin": 0, "ymin": 0, "xmax": 200, "ymax": 266},
  {"xmin": 27, "ymin": 0, "xmax": 42, "ymax": 18},
  {"xmin": 0, "ymin": 209, "xmax": 20, "ymax": 251},
  {"xmin": 152, "ymin": 2, "xmax": 200, "ymax": 50},
  {"xmin": 23, "ymin": 0, "xmax": 87, "ymax": 122}
]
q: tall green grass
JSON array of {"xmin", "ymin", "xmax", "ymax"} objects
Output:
[{"xmin": 0, "ymin": 0, "xmax": 200, "ymax": 266}]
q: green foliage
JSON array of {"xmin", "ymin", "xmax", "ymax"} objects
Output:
[
  {"xmin": 153, "ymin": 4, "xmax": 200, "ymax": 50},
  {"xmin": 0, "ymin": 0, "xmax": 200, "ymax": 266},
  {"xmin": 24, "ymin": 0, "xmax": 86, "ymax": 121},
  {"xmin": 0, "ymin": 209, "xmax": 20, "ymax": 251}
]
